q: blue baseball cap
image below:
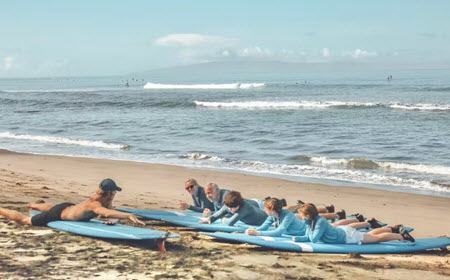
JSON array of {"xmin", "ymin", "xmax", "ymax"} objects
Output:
[{"xmin": 99, "ymin": 178, "xmax": 122, "ymax": 191}]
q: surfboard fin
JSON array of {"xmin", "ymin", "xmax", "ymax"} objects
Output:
[
  {"xmin": 157, "ymin": 232, "xmax": 171, "ymax": 252},
  {"xmin": 157, "ymin": 239, "xmax": 166, "ymax": 252}
]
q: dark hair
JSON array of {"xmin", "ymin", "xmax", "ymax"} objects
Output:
[
  {"xmin": 299, "ymin": 203, "xmax": 319, "ymax": 231},
  {"xmin": 264, "ymin": 198, "xmax": 283, "ymax": 216},
  {"xmin": 223, "ymin": 191, "xmax": 244, "ymax": 208}
]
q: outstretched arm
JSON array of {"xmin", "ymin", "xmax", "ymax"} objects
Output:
[{"xmin": 89, "ymin": 202, "xmax": 145, "ymax": 225}]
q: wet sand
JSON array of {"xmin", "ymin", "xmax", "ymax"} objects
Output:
[{"xmin": 0, "ymin": 149, "xmax": 449, "ymax": 279}]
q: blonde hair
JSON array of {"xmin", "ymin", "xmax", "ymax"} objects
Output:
[{"xmin": 185, "ymin": 178, "xmax": 198, "ymax": 186}]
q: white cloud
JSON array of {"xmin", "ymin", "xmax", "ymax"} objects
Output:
[
  {"xmin": 155, "ymin": 33, "xmax": 235, "ymax": 47},
  {"xmin": 239, "ymin": 46, "xmax": 272, "ymax": 58},
  {"xmin": 321, "ymin": 48, "xmax": 330, "ymax": 57},
  {"xmin": 348, "ymin": 49, "xmax": 377, "ymax": 58},
  {"xmin": 3, "ymin": 56, "xmax": 14, "ymax": 70}
]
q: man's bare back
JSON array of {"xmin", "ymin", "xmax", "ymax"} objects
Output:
[{"xmin": 0, "ymin": 179, "xmax": 144, "ymax": 226}]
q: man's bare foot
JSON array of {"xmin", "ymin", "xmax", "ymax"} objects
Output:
[{"xmin": 27, "ymin": 200, "xmax": 46, "ymax": 208}]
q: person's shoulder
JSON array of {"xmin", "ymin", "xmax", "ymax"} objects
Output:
[
  {"xmin": 316, "ymin": 216, "xmax": 328, "ymax": 224},
  {"xmin": 282, "ymin": 209, "xmax": 293, "ymax": 217},
  {"xmin": 84, "ymin": 196, "xmax": 102, "ymax": 207}
]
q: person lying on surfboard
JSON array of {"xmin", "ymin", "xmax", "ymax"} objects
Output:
[
  {"xmin": 0, "ymin": 178, "xmax": 145, "ymax": 227},
  {"xmin": 179, "ymin": 178, "xmax": 215, "ymax": 213},
  {"xmin": 246, "ymin": 198, "xmax": 307, "ymax": 237},
  {"xmin": 291, "ymin": 203, "xmax": 415, "ymax": 244},
  {"xmin": 203, "ymin": 183, "xmax": 266, "ymax": 217},
  {"xmin": 199, "ymin": 191, "xmax": 267, "ymax": 226},
  {"xmin": 203, "ymin": 183, "xmax": 230, "ymax": 217}
]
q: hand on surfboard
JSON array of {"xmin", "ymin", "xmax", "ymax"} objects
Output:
[
  {"xmin": 128, "ymin": 214, "xmax": 145, "ymax": 225},
  {"xmin": 199, "ymin": 218, "xmax": 211, "ymax": 224}
]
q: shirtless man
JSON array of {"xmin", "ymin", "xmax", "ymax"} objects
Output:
[{"xmin": 0, "ymin": 178, "xmax": 144, "ymax": 226}]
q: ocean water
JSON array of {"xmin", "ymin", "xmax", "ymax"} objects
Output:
[{"xmin": 1, "ymin": 69, "xmax": 449, "ymax": 197}]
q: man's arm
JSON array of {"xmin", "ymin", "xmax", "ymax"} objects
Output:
[
  {"xmin": 188, "ymin": 204, "xmax": 205, "ymax": 212},
  {"xmin": 88, "ymin": 201, "xmax": 145, "ymax": 225}
]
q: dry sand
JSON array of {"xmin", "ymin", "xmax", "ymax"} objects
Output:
[{"xmin": 0, "ymin": 149, "xmax": 449, "ymax": 279}]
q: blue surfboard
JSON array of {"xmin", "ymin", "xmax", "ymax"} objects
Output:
[
  {"xmin": 117, "ymin": 208, "xmax": 203, "ymax": 221},
  {"xmin": 117, "ymin": 208, "xmax": 413, "ymax": 233},
  {"xmin": 31, "ymin": 211, "xmax": 180, "ymax": 240},
  {"xmin": 201, "ymin": 232, "xmax": 450, "ymax": 254},
  {"xmin": 163, "ymin": 216, "xmax": 254, "ymax": 232}
]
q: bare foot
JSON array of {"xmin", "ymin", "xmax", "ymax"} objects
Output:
[{"xmin": 27, "ymin": 200, "xmax": 46, "ymax": 208}]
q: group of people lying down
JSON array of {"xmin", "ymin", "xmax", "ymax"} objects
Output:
[
  {"xmin": 181, "ymin": 178, "xmax": 415, "ymax": 244},
  {"xmin": 0, "ymin": 178, "xmax": 415, "ymax": 246}
]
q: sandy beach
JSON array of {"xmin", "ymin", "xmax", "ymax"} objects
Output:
[{"xmin": 0, "ymin": 149, "xmax": 449, "ymax": 279}]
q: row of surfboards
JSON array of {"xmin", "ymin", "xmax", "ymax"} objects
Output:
[{"xmin": 31, "ymin": 208, "xmax": 450, "ymax": 254}]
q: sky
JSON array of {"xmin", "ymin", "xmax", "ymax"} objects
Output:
[{"xmin": 1, "ymin": 0, "xmax": 449, "ymax": 77}]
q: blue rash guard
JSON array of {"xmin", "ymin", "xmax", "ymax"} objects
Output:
[
  {"xmin": 292, "ymin": 216, "xmax": 347, "ymax": 244},
  {"xmin": 209, "ymin": 199, "xmax": 268, "ymax": 226},
  {"xmin": 188, "ymin": 186, "xmax": 215, "ymax": 213},
  {"xmin": 255, "ymin": 209, "xmax": 306, "ymax": 237}
]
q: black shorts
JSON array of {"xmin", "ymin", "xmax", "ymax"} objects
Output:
[{"xmin": 31, "ymin": 203, "xmax": 75, "ymax": 226}]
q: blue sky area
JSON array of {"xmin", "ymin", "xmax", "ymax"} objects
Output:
[{"xmin": 1, "ymin": 1, "xmax": 449, "ymax": 77}]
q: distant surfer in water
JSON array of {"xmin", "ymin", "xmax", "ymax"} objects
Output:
[{"xmin": 0, "ymin": 178, "xmax": 144, "ymax": 226}]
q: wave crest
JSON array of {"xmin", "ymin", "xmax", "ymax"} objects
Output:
[
  {"xmin": 0, "ymin": 132, "xmax": 130, "ymax": 150},
  {"xmin": 307, "ymin": 156, "xmax": 450, "ymax": 175},
  {"xmin": 194, "ymin": 100, "xmax": 450, "ymax": 111},
  {"xmin": 177, "ymin": 153, "xmax": 450, "ymax": 193},
  {"xmin": 143, "ymin": 82, "xmax": 265, "ymax": 89}
]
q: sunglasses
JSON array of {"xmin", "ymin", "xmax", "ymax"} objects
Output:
[{"xmin": 185, "ymin": 185, "xmax": 195, "ymax": 191}]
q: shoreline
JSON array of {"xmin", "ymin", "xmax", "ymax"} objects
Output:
[
  {"xmin": 0, "ymin": 148, "xmax": 449, "ymax": 238},
  {"xmin": 2, "ymin": 147, "xmax": 449, "ymax": 199},
  {"xmin": 0, "ymin": 148, "xmax": 449, "ymax": 279}
]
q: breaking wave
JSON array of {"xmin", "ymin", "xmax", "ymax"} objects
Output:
[
  {"xmin": 306, "ymin": 156, "xmax": 450, "ymax": 175},
  {"xmin": 194, "ymin": 100, "xmax": 450, "ymax": 111},
  {"xmin": 179, "ymin": 153, "xmax": 450, "ymax": 193},
  {"xmin": 0, "ymin": 132, "xmax": 130, "ymax": 150},
  {"xmin": 143, "ymin": 82, "xmax": 265, "ymax": 89}
]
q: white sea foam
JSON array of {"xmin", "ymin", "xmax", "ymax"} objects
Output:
[
  {"xmin": 194, "ymin": 100, "xmax": 378, "ymax": 109},
  {"xmin": 143, "ymin": 82, "xmax": 265, "ymax": 89},
  {"xmin": 194, "ymin": 100, "xmax": 450, "ymax": 111},
  {"xmin": 309, "ymin": 156, "xmax": 450, "ymax": 175},
  {"xmin": 180, "ymin": 153, "xmax": 450, "ymax": 193},
  {"xmin": 388, "ymin": 103, "xmax": 450, "ymax": 111},
  {"xmin": 0, "ymin": 132, "xmax": 129, "ymax": 150}
]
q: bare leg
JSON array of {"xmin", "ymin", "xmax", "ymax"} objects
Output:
[
  {"xmin": 27, "ymin": 202, "xmax": 54, "ymax": 211},
  {"xmin": 319, "ymin": 213, "xmax": 338, "ymax": 220},
  {"xmin": 0, "ymin": 207, "xmax": 32, "ymax": 225},
  {"xmin": 362, "ymin": 232, "xmax": 403, "ymax": 244},
  {"xmin": 343, "ymin": 221, "xmax": 371, "ymax": 230},
  {"xmin": 332, "ymin": 218, "xmax": 360, "ymax": 226},
  {"xmin": 284, "ymin": 204, "xmax": 302, "ymax": 213},
  {"xmin": 367, "ymin": 227, "xmax": 393, "ymax": 234},
  {"xmin": 286, "ymin": 204, "xmax": 330, "ymax": 214}
]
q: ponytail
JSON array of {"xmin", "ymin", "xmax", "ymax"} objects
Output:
[{"xmin": 299, "ymin": 203, "xmax": 319, "ymax": 231}]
